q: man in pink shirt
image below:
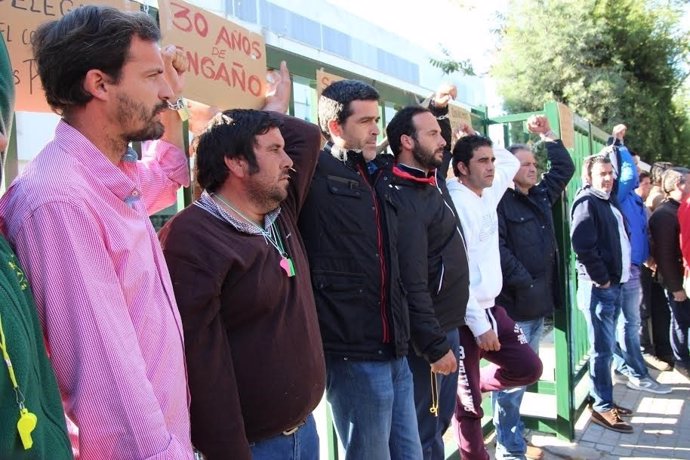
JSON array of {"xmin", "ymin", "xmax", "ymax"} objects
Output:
[{"xmin": 0, "ymin": 6, "xmax": 195, "ymax": 459}]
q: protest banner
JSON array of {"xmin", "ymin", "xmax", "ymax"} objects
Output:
[
  {"xmin": 316, "ymin": 69, "xmax": 344, "ymax": 98},
  {"xmin": 158, "ymin": 0, "xmax": 266, "ymax": 109},
  {"xmin": 0, "ymin": 0, "xmax": 139, "ymax": 112}
]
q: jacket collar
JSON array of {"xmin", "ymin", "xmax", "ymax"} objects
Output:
[{"xmin": 392, "ymin": 163, "xmax": 437, "ymax": 186}]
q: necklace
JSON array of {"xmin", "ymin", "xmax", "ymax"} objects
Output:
[{"xmin": 213, "ymin": 193, "xmax": 296, "ymax": 277}]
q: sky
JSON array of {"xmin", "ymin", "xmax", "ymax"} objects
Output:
[{"xmin": 328, "ymin": 0, "xmax": 508, "ymax": 75}]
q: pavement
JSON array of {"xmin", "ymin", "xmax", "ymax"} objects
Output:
[{"xmin": 479, "ymin": 366, "xmax": 690, "ymax": 459}]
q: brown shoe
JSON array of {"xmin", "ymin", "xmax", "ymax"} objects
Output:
[
  {"xmin": 587, "ymin": 402, "xmax": 633, "ymax": 417},
  {"xmin": 614, "ymin": 404, "xmax": 633, "ymax": 417},
  {"xmin": 525, "ymin": 445, "xmax": 544, "ymax": 460},
  {"xmin": 591, "ymin": 408, "xmax": 633, "ymax": 433}
]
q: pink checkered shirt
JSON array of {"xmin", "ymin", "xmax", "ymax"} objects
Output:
[{"xmin": 0, "ymin": 121, "xmax": 193, "ymax": 459}]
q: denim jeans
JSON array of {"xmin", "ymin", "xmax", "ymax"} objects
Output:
[
  {"xmin": 250, "ymin": 414, "xmax": 318, "ymax": 460},
  {"xmin": 613, "ymin": 265, "xmax": 649, "ymax": 379},
  {"xmin": 409, "ymin": 329, "xmax": 460, "ymax": 460},
  {"xmin": 492, "ymin": 317, "xmax": 544, "ymax": 460},
  {"xmin": 578, "ymin": 281, "xmax": 622, "ymax": 412},
  {"xmin": 325, "ymin": 355, "xmax": 423, "ymax": 460},
  {"xmin": 664, "ymin": 292, "xmax": 690, "ymax": 364}
]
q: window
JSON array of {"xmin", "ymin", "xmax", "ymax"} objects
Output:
[{"xmin": 322, "ymin": 26, "xmax": 351, "ymax": 58}]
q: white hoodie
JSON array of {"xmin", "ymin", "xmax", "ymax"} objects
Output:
[{"xmin": 447, "ymin": 145, "xmax": 520, "ymax": 337}]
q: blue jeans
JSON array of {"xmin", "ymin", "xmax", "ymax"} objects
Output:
[
  {"xmin": 409, "ymin": 329, "xmax": 460, "ymax": 460},
  {"xmin": 665, "ymin": 292, "xmax": 690, "ymax": 363},
  {"xmin": 492, "ymin": 317, "xmax": 544, "ymax": 460},
  {"xmin": 325, "ymin": 356, "xmax": 423, "ymax": 460},
  {"xmin": 579, "ymin": 281, "xmax": 622, "ymax": 413},
  {"xmin": 613, "ymin": 265, "xmax": 649, "ymax": 379},
  {"xmin": 250, "ymin": 414, "xmax": 318, "ymax": 460}
]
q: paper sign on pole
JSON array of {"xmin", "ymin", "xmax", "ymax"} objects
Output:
[
  {"xmin": 316, "ymin": 69, "xmax": 345, "ymax": 98},
  {"xmin": 0, "ymin": 0, "xmax": 139, "ymax": 112},
  {"xmin": 158, "ymin": 0, "xmax": 266, "ymax": 110},
  {"xmin": 557, "ymin": 102, "xmax": 575, "ymax": 149}
]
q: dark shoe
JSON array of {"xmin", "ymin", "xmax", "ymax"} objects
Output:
[
  {"xmin": 591, "ymin": 408, "xmax": 634, "ymax": 433},
  {"xmin": 675, "ymin": 361, "xmax": 690, "ymax": 380},
  {"xmin": 643, "ymin": 353, "xmax": 673, "ymax": 372}
]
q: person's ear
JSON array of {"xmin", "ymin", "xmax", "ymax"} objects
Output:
[{"xmin": 83, "ymin": 69, "xmax": 111, "ymax": 102}]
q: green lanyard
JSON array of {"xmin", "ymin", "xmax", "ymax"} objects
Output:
[{"xmin": 0, "ymin": 313, "xmax": 37, "ymax": 450}]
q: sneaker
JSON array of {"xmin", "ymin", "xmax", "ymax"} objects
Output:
[
  {"xmin": 643, "ymin": 353, "xmax": 673, "ymax": 372},
  {"xmin": 626, "ymin": 376, "xmax": 673, "ymax": 394},
  {"xmin": 590, "ymin": 408, "xmax": 634, "ymax": 433},
  {"xmin": 525, "ymin": 445, "xmax": 544, "ymax": 460}
]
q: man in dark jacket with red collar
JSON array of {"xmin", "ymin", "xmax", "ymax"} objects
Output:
[
  {"xmin": 385, "ymin": 95, "xmax": 470, "ymax": 459},
  {"xmin": 493, "ymin": 115, "xmax": 574, "ymax": 459}
]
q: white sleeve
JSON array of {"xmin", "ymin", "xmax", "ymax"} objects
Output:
[
  {"xmin": 464, "ymin": 292, "xmax": 492, "ymax": 337},
  {"xmin": 485, "ymin": 145, "xmax": 520, "ymax": 208}
]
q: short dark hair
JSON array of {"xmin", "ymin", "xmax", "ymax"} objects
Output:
[
  {"xmin": 318, "ymin": 80, "xmax": 379, "ymax": 139},
  {"xmin": 194, "ymin": 109, "xmax": 282, "ymax": 193},
  {"xmin": 508, "ymin": 143, "xmax": 531, "ymax": 155},
  {"xmin": 451, "ymin": 135, "xmax": 493, "ymax": 176},
  {"xmin": 385, "ymin": 105, "xmax": 429, "ymax": 157},
  {"xmin": 32, "ymin": 5, "xmax": 160, "ymax": 115},
  {"xmin": 639, "ymin": 171, "xmax": 651, "ymax": 182}
]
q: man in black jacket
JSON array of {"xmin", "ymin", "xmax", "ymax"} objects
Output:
[
  {"xmin": 649, "ymin": 168, "xmax": 690, "ymax": 380},
  {"xmin": 571, "ymin": 154, "xmax": 633, "ymax": 434},
  {"xmin": 299, "ymin": 80, "xmax": 423, "ymax": 459},
  {"xmin": 493, "ymin": 115, "xmax": 575, "ymax": 459},
  {"xmin": 386, "ymin": 95, "xmax": 470, "ymax": 459}
]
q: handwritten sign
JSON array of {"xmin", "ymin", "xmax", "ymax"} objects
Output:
[
  {"xmin": 448, "ymin": 103, "xmax": 472, "ymax": 133},
  {"xmin": 158, "ymin": 0, "xmax": 266, "ymax": 110},
  {"xmin": 557, "ymin": 102, "xmax": 575, "ymax": 149},
  {"xmin": 0, "ymin": 0, "xmax": 140, "ymax": 112},
  {"xmin": 316, "ymin": 69, "xmax": 344, "ymax": 98}
]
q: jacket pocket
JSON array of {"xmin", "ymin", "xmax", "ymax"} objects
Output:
[
  {"xmin": 327, "ymin": 175, "xmax": 362, "ymax": 198},
  {"xmin": 313, "ymin": 271, "xmax": 372, "ymax": 344}
]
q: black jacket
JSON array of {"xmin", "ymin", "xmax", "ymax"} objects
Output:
[
  {"xmin": 497, "ymin": 140, "xmax": 574, "ymax": 321},
  {"xmin": 570, "ymin": 187, "xmax": 627, "ymax": 285},
  {"xmin": 299, "ymin": 143, "xmax": 410, "ymax": 360},
  {"xmin": 391, "ymin": 162, "xmax": 470, "ymax": 363},
  {"xmin": 649, "ymin": 199, "xmax": 683, "ymax": 292}
]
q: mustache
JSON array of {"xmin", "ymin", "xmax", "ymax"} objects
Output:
[{"xmin": 154, "ymin": 102, "xmax": 168, "ymax": 115}]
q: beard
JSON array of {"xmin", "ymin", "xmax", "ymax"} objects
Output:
[
  {"xmin": 245, "ymin": 170, "xmax": 290, "ymax": 212},
  {"xmin": 412, "ymin": 140, "xmax": 443, "ymax": 170},
  {"xmin": 116, "ymin": 93, "xmax": 168, "ymax": 142}
]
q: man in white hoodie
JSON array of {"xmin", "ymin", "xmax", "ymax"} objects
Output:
[{"xmin": 447, "ymin": 125, "xmax": 543, "ymax": 460}]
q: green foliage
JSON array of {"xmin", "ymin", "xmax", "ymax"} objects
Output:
[
  {"xmin": 492, "ymin": 0, "xmax": 690, "ymax": 164},
  {"xmin": 429, "ymin": 46, "xmax": 476, "ymax": 76}
]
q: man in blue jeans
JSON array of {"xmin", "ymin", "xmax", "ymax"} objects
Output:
[
  {"xmin": 299, "ymin": 80, "xmax": 423, "ymax": 459},
  {"xmin": 571, "ymin": 154, "xmax": 633, "ymax": 433},
  {"xmin": 607, "ymin": 124, "xmax": 672, "ymax": 395},
  {"xmin": 494, "ymin": 115, "xmax": 575, "ymax": 459}
]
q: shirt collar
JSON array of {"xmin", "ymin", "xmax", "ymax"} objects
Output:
[
  {"xmin": 53, "ymin": 120, "xmax": 141, "ymax": 204},
  {"xmin": 195, "ymin": 190, "xmax": 281, "ymax": 235}
]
